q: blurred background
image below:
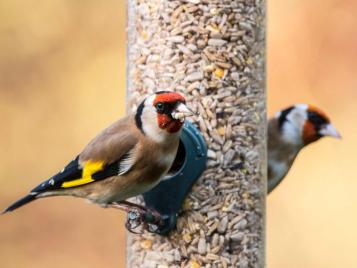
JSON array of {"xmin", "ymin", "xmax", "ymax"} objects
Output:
[{"xmin": 0, "ymin": 0, "xmax": 356, "ymax": 267}]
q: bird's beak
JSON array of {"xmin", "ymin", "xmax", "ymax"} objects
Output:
[
  {"xmin": 319, "ymin": 123, "xmax": 342, "ymax": 139},
  {"xmin": 171, "ymin": 103, "xmax": 194, "ymax": 122}
]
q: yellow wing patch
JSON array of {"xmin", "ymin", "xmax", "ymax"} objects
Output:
[{"xmin": 61, "ymin": 161, "xmax": 104, "ymax": 188}]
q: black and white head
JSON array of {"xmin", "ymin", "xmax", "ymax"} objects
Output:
[
  {"xmin": 276, "ymin": 104, "xmax": 341, "ymax": 147},
  {"xmin": 135, "ymin": 91, "xmax": 192, "ymax": 143}
]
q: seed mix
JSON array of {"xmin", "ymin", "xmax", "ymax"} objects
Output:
[{"xmin": 126, "ymin": 0, "xmax": 266, "ymax": 267}]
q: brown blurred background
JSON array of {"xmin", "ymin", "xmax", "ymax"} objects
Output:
[{"xmin": 0, "ymin": 0, "xmax": 356, "ymax": 267}]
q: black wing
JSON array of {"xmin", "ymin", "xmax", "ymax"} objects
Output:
[
  {"xmin": 3, "ymin": 153, "xmax": 133, "ymax": 213},
  {"xmin": 31, "ymin": 156, "xmax": 82, "ymax": 193}
]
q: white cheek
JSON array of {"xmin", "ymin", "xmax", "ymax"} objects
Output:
[
  {"xmin": 282, "ymin": 122, "xmax": 301, "ymax": 144},
  {"xmin": 139, "ymin": 105, "xmax": 162, "ymax": 142},
  {"xmin": 144, "ymin": 124, "xmax": 169, "ymax": 143},
  {"xmin": 282, "ymin": 108, "xmax": 307, "ymax": 145}
]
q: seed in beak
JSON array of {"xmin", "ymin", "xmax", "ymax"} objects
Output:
[{"xmin": 171, "ymin": 103, "xmax": 193, "ymax": 121}]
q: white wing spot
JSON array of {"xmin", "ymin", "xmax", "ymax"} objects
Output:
[{"xmin": 118, "ymin": 149, "xmax": 135, "ymax": 176}]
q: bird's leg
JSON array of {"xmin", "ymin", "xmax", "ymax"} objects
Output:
[
  {"xmin": 108, "ymin": 201, "xmax": 163, "ymax": 233},
  {"xmin": 106, "ymin": 201, "xmax": 143, "ymax": 233},
  {"xmin": 117, "ymin": 201, "xmax": 163, "ymax": 229},
  {"xmin": 120, "ymin": 201, "xmax": 163, "ymax": 233}
]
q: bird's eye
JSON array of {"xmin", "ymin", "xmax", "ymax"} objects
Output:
[{"xmin": 155, "ymin": 102, "xmax": 165, "ymax": 113}]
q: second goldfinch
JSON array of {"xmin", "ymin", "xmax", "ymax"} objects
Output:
[
  {"xmin": 268, "ymin": 104, "xmax": 341, "ymax": 193},
  {"xmin": 4, "ymin": 91, "xmax": 192, "ymax": 232}
]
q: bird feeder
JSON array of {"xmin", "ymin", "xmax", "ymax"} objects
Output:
[
  {"xmin": 143, "ymin": 121, "xmax": 207, "ymax": 235},
  {"xmin": 126, "ymin": 0, "xmax": 266, "ymax": 267}
]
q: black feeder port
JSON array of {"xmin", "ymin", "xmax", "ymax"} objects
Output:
[{"xmin": 143, "ymin": 121, "xmax": 207, "ymax": 235}]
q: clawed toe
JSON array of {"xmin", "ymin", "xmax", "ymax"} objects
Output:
[
  {"xmin": 107, "ymin": 201, "xmax": 163, "ymax": 234},
  {"xmin": 145, "ymin": 223, "xmax": 159, "ymax": 233},
  {"xmin": 125, "ymin": 208, "xmax": 163, "ymax": 234}
]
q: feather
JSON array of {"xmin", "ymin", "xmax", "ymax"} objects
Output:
[
  {"xmin": 2, "ymin": 194, "xmax": 37, "ymax": 214},
  {"xmin": 118, "ymin": 150, "xmax": 135, "ymax": 175}
]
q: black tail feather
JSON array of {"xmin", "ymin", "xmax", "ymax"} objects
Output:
[{"xmin": 2, "ymin": 194, "xmax": 37, "ymax": 214}]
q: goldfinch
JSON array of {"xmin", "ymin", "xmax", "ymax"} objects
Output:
[
  {"xmin": 268, "ymin": 104, "xmax": 341, "ymax": 193},
  {"xmin": 3, "ymin": 91, "xmax": 192, "ymax": 232}
]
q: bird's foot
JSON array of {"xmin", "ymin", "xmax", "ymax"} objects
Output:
[
  {"xmin": 125, "ymin": 207, "xmax": 163, "ymax": 234},
  {"xmin": 141, "ymin": 209, "xmax": 163, "ymax": 233},
  {"xmin": 125, "ymin": 209, "xmax": 143, "ymax": 234},
  {"xmin": 108, "ymin": 201, "xmax": 163, "ymax": 234}
]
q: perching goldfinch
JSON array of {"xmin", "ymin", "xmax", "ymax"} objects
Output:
[
  {"xmin": 268, "ymin": 104, "xmax": 341, "ymax": 194},
  {"xmin": 3, "ymin": 91, "xmax": 192, "ymax": 232}
]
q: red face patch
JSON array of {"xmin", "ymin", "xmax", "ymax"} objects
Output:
[
  {"xmin": 153, "ymin": 92, "xmax": 185, "ymax": 106},
  {"xmin": 302, "ymin": 121, "xmax": 319, "ymax": 145},
  {"xmin": 303, "ymin": 105, "xmax": 330, "ymax": 144},
  {"xmin": 154, "ymin": 92, "xmax": 186, "ymax": 133},
  {"xmin": 157, "ymin": 114, "xmax": 183, "ymax": 133}
]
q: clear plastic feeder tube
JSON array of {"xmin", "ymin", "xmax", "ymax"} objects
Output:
[{"xmin": 126, "ymin": 0, "xmax": 266, "ymax": 267}]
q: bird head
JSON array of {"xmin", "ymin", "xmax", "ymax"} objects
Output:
[
  {"xmin": 135, "ymin": 91, "xmax": 192, "ymax": 142},
  {"xmin": 276, "ymin": 104, "xmax": 341, "ymax": 147}
]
